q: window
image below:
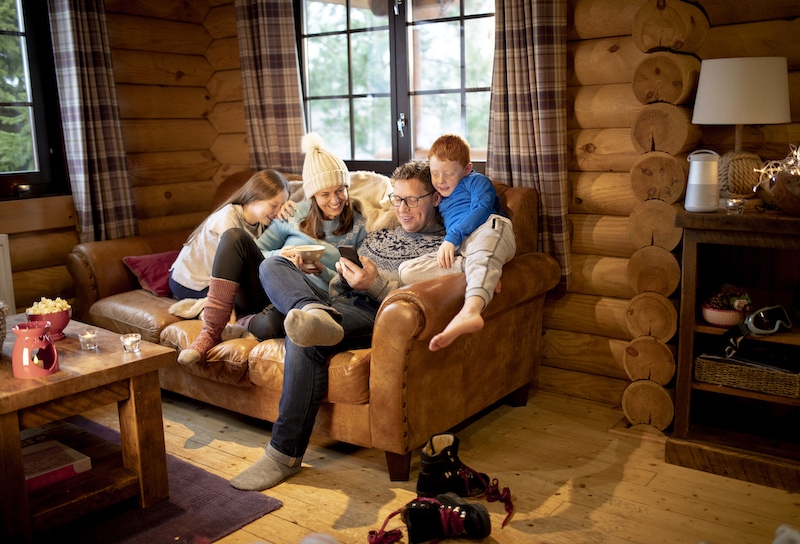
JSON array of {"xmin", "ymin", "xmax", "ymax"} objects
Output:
[
  {"xmin": 296, "ymin": 0, "xmax": 494, "ymax": 175},
  {"xmin": 0, "ymin": 0, "xmax": 68, "ymax": 200}
]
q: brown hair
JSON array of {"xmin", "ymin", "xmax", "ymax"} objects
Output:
[
  {"xmin": 391, "ymin": 160, "xmax": 433, "ymax": 192},
  {"xmin": 299, "ymin": 186, "xmax": 355, "ymax": 240},
  {"xmin": 187, "ymin": 169, "xmax": 289, "ymax": 243},
  {"xmin": 428, "ymin": 134, "xmax": 471, "ymax": 167}
]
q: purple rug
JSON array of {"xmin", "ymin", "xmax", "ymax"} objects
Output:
[{"xmin": 33, "ymin": 416, "xmax": 281, "ymax": 544}]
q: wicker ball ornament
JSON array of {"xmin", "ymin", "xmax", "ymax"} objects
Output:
[{"xmin": 718, "ymin": 150, "xmax": 762, "ymax": 199}]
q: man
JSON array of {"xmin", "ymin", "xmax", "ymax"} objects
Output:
[{"xmin": 230, "ymin": 160, "xmax": 445, "ymax": 491}]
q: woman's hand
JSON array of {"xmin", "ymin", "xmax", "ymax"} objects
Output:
[
  {"xmin": 336, "ymin": 255, "xmax": 377, "ymax": 290},
  {"xmin": 279, "ymin": 245, "xmax": 322, "ymax": 274},
  {"xmin": 277, "ymin": 200, "xmax": 298, "ymax": 221},
  {"xmin": 437, "ymin": 241, "xmax": 456, "ymax": 268}
]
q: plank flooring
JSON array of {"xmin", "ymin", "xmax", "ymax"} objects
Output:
[{"xmin": 80, "ymin": 390, "xmax": 800, "ymax": 544}]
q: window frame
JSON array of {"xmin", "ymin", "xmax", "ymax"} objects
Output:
[
  {"xmin": 295, "ymin": 0, "xmax": 493, "ymax": 177},
  {"xmin": 0, "ymin": 0, "xmax": 69, "ymax": 201}
]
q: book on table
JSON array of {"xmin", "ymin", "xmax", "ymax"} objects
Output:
[{"xmin": 21, "ymin": 433, "xmax": 92, "ymax": 491}]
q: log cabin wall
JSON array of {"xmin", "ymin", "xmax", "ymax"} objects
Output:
[
  {"xmin": 105, "ymin": 0, "xmax": 248, "ymax": 236},
  {"xmin": 0, "ymin": 0, "xmax": 244, "ymax": 314},
  {"xmin": 543, "ymin": 0, "xmax": 800, "ymax": 425}
]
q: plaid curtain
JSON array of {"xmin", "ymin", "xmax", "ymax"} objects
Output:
[
  {"xmin": 487, "ymin": 0, "xmax": 570, "ymax": 287},
  {"xmin": 235, "ymin": 0, "xmax": 306, "ymax": 173},
  {"xmin": 48, "ymin": 0, "xmax": 137, "ymax": 242}
]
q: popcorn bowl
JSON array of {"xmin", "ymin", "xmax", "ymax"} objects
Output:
[{"xmin": 26, "ymin": 308, "xmax": 71, "ymax": 341}]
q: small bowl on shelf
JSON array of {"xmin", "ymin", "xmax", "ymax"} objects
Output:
[{"xmin": 701, "ymin": 305, "xmax": 745, "ymax": 328}]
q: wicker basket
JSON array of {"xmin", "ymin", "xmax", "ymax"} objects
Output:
[
  {"xmin": 0, "ymin": 300, "xmax": 7, "ymax": 347},
  {"xmin": 695, "ymin": 355, "xmax": 800, "ymax": 399}
]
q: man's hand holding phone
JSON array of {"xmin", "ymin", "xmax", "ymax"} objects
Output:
[{"xmin": 337, "ymin": 246, "xmax": 375, "ymax": 290}]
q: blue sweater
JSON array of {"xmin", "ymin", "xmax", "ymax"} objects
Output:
[
  {"xmin": 256, "ymin": 200, "xmax": 367, "ymax": 290},
  {"xmin": 438, "ymin": 171, "xmax": 507, "ymax": 248}
]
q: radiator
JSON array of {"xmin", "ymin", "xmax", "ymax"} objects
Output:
[{"xmin": 0, "ymin": 234, "xmax": 15, "ymax": 311}]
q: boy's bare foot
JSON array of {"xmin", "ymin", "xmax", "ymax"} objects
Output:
[{"xmin": 429, "ymin": 296, "xmax": 486, "ymax": 352}]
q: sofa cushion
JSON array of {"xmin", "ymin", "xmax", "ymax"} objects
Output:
[
  {"xmin": 160, "ymin": 320, "xmax": 258, "ymax": 386},
  {"xmin": 122, "ymin": 250, "xmax": 180, "ymax": 297},
  {"xmin": 89, "ymin": 290, "xmax": 181, "ymax": 343},
  {"xmin": 247, "ymin": 339, "xmax": 371, "ymax": 405}
]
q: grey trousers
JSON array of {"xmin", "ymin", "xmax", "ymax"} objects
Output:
[{"xmin": 399, "ymin": 214, "xmax": 516, "ymax": 310}]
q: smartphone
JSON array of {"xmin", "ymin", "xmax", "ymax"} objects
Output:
[{"xmin": 338, "ymin": 245, "xmax": 363, "ymax": 268}]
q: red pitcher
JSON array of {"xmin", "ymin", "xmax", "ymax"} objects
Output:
[{"xmin": 11, "ymin": 321, "xmax": 59, "ymax": 379}]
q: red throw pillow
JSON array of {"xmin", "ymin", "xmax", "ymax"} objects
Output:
[{"xmin": 122, "ymin": 250, "xmax": 180, "ymax": 297}]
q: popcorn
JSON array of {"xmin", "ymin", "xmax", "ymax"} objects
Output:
[{"xmin": 26, "ymin": 297, "xmax": 71, "ymax": 315}]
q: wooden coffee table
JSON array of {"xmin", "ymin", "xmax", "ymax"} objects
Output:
[{"xmin": 0, "ymin": 314, "xmax": 176, "ymax": 543}]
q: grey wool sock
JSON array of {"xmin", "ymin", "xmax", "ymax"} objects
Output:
[
  {"xmin": 229, "ymin": 447, "xmax": 300, "ymax": 491},
  {"xmin": 284, "ymin": 307, "xmax": 344, "ymax": 347}
]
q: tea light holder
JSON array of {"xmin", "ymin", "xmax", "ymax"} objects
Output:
[
  {"xmin": 79, "ymin": 329, "xmax": 98, "ymax": 350},
  {"xmin": 120, "ymin": 333, "xmax": 141, "ymax": 353},
  {"xmin": 726, "ymin": 198, "xmax": 745, "ymax": 215}
]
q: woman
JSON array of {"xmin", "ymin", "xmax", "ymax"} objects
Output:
[
  {"xmin": 169, "ymin": 169, "xmax": 290, "ymax": 300},
  {"xmin": 178, "ymin": 132, "xmax": 368, "ymax": 365}
]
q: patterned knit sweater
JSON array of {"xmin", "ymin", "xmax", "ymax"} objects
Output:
[{"xmin": 333, "ymin": 222, "xmax": 445, "ymax": 302}]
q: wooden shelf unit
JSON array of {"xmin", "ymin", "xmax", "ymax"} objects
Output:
[{"xmin": 665, "ymin": 209, "xmax": 800, "ymax": 492}]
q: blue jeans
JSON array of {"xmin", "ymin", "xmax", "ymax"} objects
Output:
[{"xmin": 259, "ymin": 256, "xmax": 376, "ymax": 459}]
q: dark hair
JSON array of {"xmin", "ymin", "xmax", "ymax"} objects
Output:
[
  {"xmin": 391, "ymin": 160, "xmax": 433, "ymax": 193},
  {"xmin": 299, "ymin": 185, "xmax": 355, "ymax": 240}
]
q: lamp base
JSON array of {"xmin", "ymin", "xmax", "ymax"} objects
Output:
[{"xmin": 718, "ymin": 150, "xmax": 761, "ymax": 198}]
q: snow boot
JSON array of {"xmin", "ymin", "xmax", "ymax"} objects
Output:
[{"xmin": 416, "ymin": 433, "xmax": 489, "ymax": 498}]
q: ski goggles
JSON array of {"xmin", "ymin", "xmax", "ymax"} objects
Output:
[{"xmin": 743, "ymin": 305, "xmax": 793, "ymax": 335}]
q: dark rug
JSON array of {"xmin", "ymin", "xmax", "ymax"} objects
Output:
[{"xmin": 33, "ymin": 416, "xmax": 282, "ymax": 544}]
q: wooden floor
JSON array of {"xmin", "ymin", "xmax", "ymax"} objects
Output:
[{"xmin": 81, "ymin": 390, "xmax": 800, "ymax": 544}]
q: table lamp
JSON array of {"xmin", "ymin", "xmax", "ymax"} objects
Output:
[{"xmin": 691, "ymin": 57, "xmax": 791, "ymax": 199}]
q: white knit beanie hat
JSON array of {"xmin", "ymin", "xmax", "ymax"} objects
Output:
[{"xmin": 301, "ymin": 132, "xmax": 349, "ymax": 199}]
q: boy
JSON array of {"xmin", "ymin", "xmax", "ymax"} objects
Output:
[{"xmin": 399, "ymin": 134, "xmax": 516, "ymax": 351}]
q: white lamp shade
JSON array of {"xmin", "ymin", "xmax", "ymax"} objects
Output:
[{"xmin": 691, "ymin": 57, "xmax": 792, "ymax": 126}]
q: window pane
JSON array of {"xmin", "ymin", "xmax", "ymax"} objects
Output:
[
  {"xmin": 409, "ymin": 0, "xmax": 458, "ymax": 21},
  {"xmin": 0, "ymin": 105, "xmax": 35, "ymax": 172},
  {"xmin": 466, "ymin": 91, "xmax": 490, "ymax": 156},
  {"xmin": 352, "ymin": 95, "xmax": 391, "ymax": 160},
  {"xmin": 352, "ymin": 29, "xmax": 390, "ymax": 94},
  {"xmin": 411, "ymin": 93, "xmax": 462, "ymax": 157},
  {"xmin": 465, "ymin": 0, "xmax": 494, "ymax": 16},
  {"xmin": 306, "ymin": 34, "xmax": 349, "ymax": 97},
  {"xmin": 304, "ymin": 0, "xmax": 346, "ymax": 33},
  {"xmin": 0, "ymin": 34, "xmax": 29, "ymax": 102},
  {"xmin": 409, "ymin": 22, "xmax": 460, "ymax": 92},
  {"xmin": 464, "ymin": 18, "xmax": 493, "ymax": 89},
  {"xmin": 0, "ymin": 0, "xmax": 22, "ymax": 31},
  {"xmin": 351, "ymin": 1, "xmax": 388, "ymax": 29},
  {"xmin": 308, "ymin": 98, "xmax": 352, "ymax": 159}
]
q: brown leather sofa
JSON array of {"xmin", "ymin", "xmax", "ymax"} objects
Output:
[{"xmin": 66, "ymin": 175, "xmax": 560, "ymax": 480}]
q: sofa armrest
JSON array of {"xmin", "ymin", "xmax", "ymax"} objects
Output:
[
  {"xmin": 66, "ymin": 230, "xmax": 190, "ymax": 321},
  {"xmin": 367, "ymin": 251, "xmax": 560, "ymax": 454}
]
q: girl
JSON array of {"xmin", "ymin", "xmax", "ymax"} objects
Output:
[
  {"xmin": 178, "ymin": 133, "xmax": 368, "ymax": 364},
  {"xmin": 169, "ymin": 169, "xmax": 290, "ymax": 300}
]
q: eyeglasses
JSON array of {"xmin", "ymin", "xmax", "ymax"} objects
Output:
[
  {"xmin": 743, "ymin": 305, "xmax": 793, "ymax": 335},
  {"xmin": 388, "ymin": 192, "xmax": 434, "ymax": 208}
]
